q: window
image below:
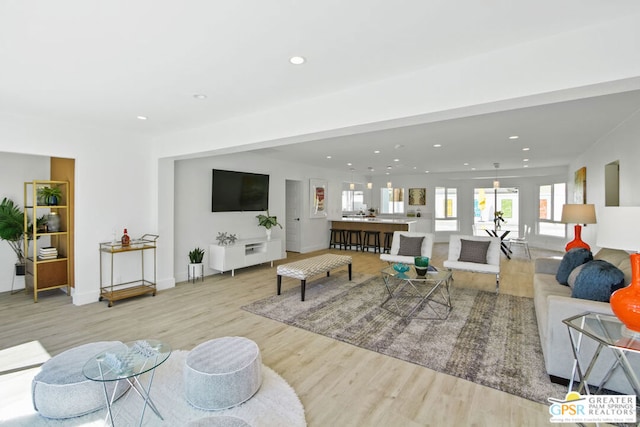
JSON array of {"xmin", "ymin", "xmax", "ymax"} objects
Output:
[
  {"xmin": 380, "ymin": 188, "xmax": 404, "ymax": 214},
  {"xmin": 342, "ymin": 190, "xmax": 365, "ymax": 212},
  {"xmin": 473, "ymin": 187, "xmax": 519, "ymax": 236},
  {"xmin": 538, "ymin": 183, "xmax": 566, "ymax": 237},
  {"xmin": 435, "ymin": 187, "xmax": 458, "ymax": 231}
]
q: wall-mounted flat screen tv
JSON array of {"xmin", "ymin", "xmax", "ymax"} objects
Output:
[{"xmin": 211, "ymin": 169, "xmax": 270, "ymax": 212}]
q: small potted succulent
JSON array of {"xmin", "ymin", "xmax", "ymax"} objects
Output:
[
  {"xmin": 37, "ymin": 185, "xmax": 63, "ymax": 206},
  {"xmin": 188, "ymin": 247, "xmax": 205, "ymax": 282}
]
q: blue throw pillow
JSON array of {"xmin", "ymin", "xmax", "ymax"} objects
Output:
[
  {"xmin": 571, "ymin": 260, "xmax": 626, "ymax": 302},
  {"xmin": 556, "ymin": 248, "xmax": 593, "ymax": 285}
]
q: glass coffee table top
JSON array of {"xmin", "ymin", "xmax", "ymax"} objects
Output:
[
  {"xmin": 381, "ymin": 265, "xmax": 452, "ymax": 320},
  {"xmin": 83, "ymin": 339, "xmax": 172, "ymax": 381}
]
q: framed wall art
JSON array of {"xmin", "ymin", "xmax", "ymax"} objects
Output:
[
  {"xmin": 310, "ymin": 178, "xmax": 327, "ymax": 218},
  {"xmin": 574, "ymin": 166, "xmax": 587, "ymax": 203},
  {"xmin": 408, "ymin": 188, "xmax": 426, "ymax": 206}
]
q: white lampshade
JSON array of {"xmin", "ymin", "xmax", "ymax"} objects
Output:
[
  {"xmin": 596, "ymin": 207, "xmax": 640, "ymax": 252},
  {"xmin": 561, "ymin": 204, "xmax": 597, "ymax": 224}
]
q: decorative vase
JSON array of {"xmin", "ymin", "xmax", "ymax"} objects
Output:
[
  {"xmin": 414, "ymin": 256, "xmax": 430, "ymax": 277},
  {"xmin": 48, "ymin": 195, "xmax": 58, "ymax": 206},
  {"xmin": 47, "ymin": 212, "xmax": 61, "ymax": 232},
  {"xmin": 265, "ymin": 228, "xmax": 272, "ymax": 241},
  {"xmin": 610, "ymin": 253, "xmax": 640, "ymax": 335}
]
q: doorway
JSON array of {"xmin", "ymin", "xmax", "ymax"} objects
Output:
[
  {"xmin": 285, "ymin": 180, "xmax": 302, "ymax": 252},
  {"xmin": 473, "ymin": 187, "xmax": 520, "ymax": 237}
]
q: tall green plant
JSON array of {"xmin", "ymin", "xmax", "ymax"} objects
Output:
[{"xmin": 0, "ymin": 197, "xmax": 26, "ymax": 264}]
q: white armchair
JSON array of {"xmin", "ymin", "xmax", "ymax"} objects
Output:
[
  {"xmin": 380, "ymin": 232, "xmax": 434, "ymax": 265},
  {"xmin": 443, "ymin": 234, "xmax": 501, "ymax": 293}
]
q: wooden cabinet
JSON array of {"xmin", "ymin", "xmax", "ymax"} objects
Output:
[
  {"xmin": 23, "ymin": 180, "xmax": 71, "ymax": 302},
  {"xmin": 209, "ymin": 238, "xmax": 284, "ymax": 276}
]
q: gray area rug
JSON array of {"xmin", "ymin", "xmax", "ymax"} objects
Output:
[{"xmin": 243, "ymin": 271, "xmax": 566, "ymax": 404}]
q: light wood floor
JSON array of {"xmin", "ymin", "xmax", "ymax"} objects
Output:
[{"xmin": 0, "ymin": 243, "xmax": 569, "ymax": 426}]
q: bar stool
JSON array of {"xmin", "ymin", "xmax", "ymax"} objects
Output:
[
  {"xmin": 345, "ymin": 230, "xmax": 362, "ymax": 251},
  {"xmin": 362, "ymin": 231, "xmax": 381, "ymax": 253},
  {"xmin": 383, "ymin": 232, "xmax": 394, "ymax": 254},
  {"xmin": 329, "ymin": 228, "xmax": 346, "ymax": 250}
]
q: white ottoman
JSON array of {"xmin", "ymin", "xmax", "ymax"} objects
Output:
[
  {"xmin": 32, "ymin": 341, "xmax": 128, "ymax": 419},
  {"xmin": 184, "ymin": 337, "xmax": 262, "ymax": 410},
  {"xmin": 186, "ymin": 415, "xmax": 252, "ymax": 426}
]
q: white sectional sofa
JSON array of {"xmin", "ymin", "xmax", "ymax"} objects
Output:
[{"xmin": 533, "ymin": 248, "xmax": 638, "ymax": 394}]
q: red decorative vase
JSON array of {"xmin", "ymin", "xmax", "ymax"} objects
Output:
[
  {"xmin": 610, "ymin": 253, "xmax": 640, "ymax": 334},
  {"xmin": 565, "ymin": 224, "xmax": 590, "ymax": 252}
]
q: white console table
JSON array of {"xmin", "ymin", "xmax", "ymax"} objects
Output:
[{"xmin": 209, "ymin": 238, "xmax": 284, "ymax": 276}]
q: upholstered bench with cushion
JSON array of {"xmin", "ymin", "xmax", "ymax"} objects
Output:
[
  {"xmin": 32, "ymin": 341, "xmax": 127, "ymax": 419},
  {"xmin": 277, "ymin": 254, "xmax": 352, "ymax": 301},
  {"xmin": 184, "ymin": 337, "xmax": 262, "ymax": 410}
]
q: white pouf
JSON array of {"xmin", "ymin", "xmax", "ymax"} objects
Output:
[
  {"xmin": 184, "ymin": 337, "xmax": 262, "ymax": 410},
  {"xmin": 32, "ymin": 341, "xmax": 128, "ymax": 419}
]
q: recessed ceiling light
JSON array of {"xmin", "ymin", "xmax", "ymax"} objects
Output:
[
  {"xmin": 374, "ymin": 150, "xmax": 381, "ymax": 154},
  {"xmin": 386, "ymin": 166, "xmax": 392, "ymax": 170},
  {"xmin": 463, "ymin": 162, "xmax": 469, "ymax": 166},
  {"xmin": 193, "ymin": 94, "xmax": 207, "ymax": 100},
  {"xmin": 289, "ymin": 56, "xmax": 306, "ymax": 65},
  {"xmin": 394, "ymin": 144, "xmax": 404, "ymax": 149},
  {"xmin": 523, "ymin": 158, "xmax": 529, "ymax": 162},
  {"xmin": 471, "ymin": 167, "xmax": 476, "ymax": 170},
  {"xmin": 433, "ymin": 144, "xmax": 442, "ymax": 148},
  {"xmin": 509, "ymin": 135, "xmax": 519, "ymax": 139},
  {"xmin": 522, "ymin": 147, "xmax": 530, "ymax": 151},
  {"xmin": 326, "ymin": 155, "xmax": 332, "ymax": 159},
  {"xmin": 424, "ymin": 170, "xmax": 430, "ymax": 173},
  {"xmin": 385, "ymin": 172, "xmax": 390, "ymax": 175},
  {"xmin": 347, "ymin": 162, "xmax": 352, "ymax": 166},
  {"xmin": 523, "ymin": 164, "xmax": 529, "ymax": 168},
  {"xmin": 137, "ymin": 116, "xmax": 148, "ymax": 120},
  {"xmin": 393, "ymin": 158, "xmax": 400, "ymax": 162}
]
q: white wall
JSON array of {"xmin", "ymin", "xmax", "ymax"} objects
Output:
[
  {"xmin": 0, "ymin": 152, "xmax": 50, "ymax": 293},
  {"xmin": 0, "ymin": 113, "xmax": 154, "ymax": 304},
  {"xmin": 173, "ymin": 153, "xmax": 347, "ymax": 281},
  {"xmin": 568, "ymin": 109, "xmax": 640, "ymax": 251}
]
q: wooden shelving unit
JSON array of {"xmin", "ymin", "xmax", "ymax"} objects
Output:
[
  {"xmin": 99, "ymin": 234, "xmax": 159, "ymax": 307},
  {"xmin": 23, "ymin": 180, "xmax": 71, "ymax": 303}
]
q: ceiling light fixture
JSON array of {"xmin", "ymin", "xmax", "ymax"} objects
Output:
[
  {"xmin": 326, "ymin": 155, "xmax": 332, "ymax": 159},
  {"xmin": 136, "ymin": 116, "xmax": 148, "ymax": 120},
  {"xmin": 493, "ymin": 162, "xmax": 500, "ymax": 189},
  {"xmin": 522, "ymin": 147, "xmax": 530, "ymax": 151},
  {"xmin": 289, "ymin": 56, "xmax": 306, "ymax": 65},
  {"xmin": 193, "ymin": 94, "xmax": 207, "ymax": 100},
  {"xmin": 433, "ymin": 144, "xmax": 442, "ymax": 148},
  {"xmin": 367, "ymin": 182, "xmax": 373, "ymax": 190},
  {"xmin": 393, "ymin": 158, "xmax": 400, "ymax": 162},
  {"xmin": 374, "ymin": 150, "xmax": 381, "ymax": 154},
  {"xmin": 349, "ymin": 168, "xmax": 355, "ymax": 190},
  {"xmin": 387, "ymin": 181, "xmax": 392, "ymax": 188},
  {"xmin": 509, "ymin": 135, "xmax": 519, "ymax": 140}
]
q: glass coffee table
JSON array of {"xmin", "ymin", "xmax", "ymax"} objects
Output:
[
  {"xmin": 381, "ymin": 265, "xmax": 452, "ymax": 320},
  {"xmin": 83, "ymin": 339, "xmax": 172, "ymax": 426}
]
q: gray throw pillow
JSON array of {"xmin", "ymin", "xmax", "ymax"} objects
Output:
[
  {"xmin": 571, "ymin": 260, "xmax": 626, "ymax": 302},
  {"xmin": 397, "ymin": 235, "xmax": 424, "ymax": 256},
  {"xmin": 458, "ymin": 239, "xmax": 490, "ymax": 264}
]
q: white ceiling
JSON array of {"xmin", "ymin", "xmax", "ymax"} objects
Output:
[{"xmin": 2, "ymin": 1, "xmax": 640, "ymax": 174}]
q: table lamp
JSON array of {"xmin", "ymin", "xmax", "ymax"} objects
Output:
[
  {"xmin": 596, "ymin": 207, "xmax": 640, "ymax": 335},
  {"xmin": 561, "ymin": 204, "xmax": 597, "ymax": 251}
]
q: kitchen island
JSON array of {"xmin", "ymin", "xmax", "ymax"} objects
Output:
[{"xmin": 331, "ymin": 217, "xmax": 417, "ymax": 233}]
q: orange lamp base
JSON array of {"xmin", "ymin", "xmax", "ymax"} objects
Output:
[
  {"xmin": 565, "ymin": 224, "xmax": 590, "ymax": 252},
  {"xmin": 610, "ymin": 253, "xmax": 640, "ymax": 333}
]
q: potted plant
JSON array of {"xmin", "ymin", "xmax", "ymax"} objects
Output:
[
  {"xmin": 0, "ymin": 197, "xmax": 27, "ymax": 275},
  {"xmin": 37, "ymin": 185, "xmax": 63, "ymax": 206},
  {"xmin": 188, "ymin": 247, "xmax": 205, "ymax": 283},
  {"xmin": 256, "ymin": 211, "xmax": 282, "ymax": 241}
]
